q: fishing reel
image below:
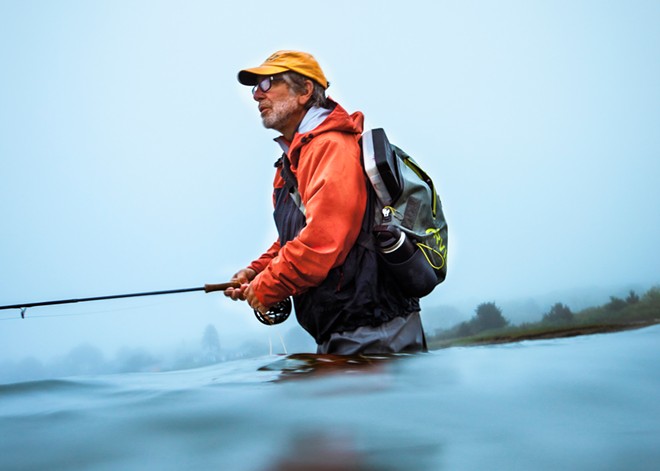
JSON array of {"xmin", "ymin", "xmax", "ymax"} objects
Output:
[{"xmin": 253, "ymin": 297, "xmax": 292, "ymax": 326}]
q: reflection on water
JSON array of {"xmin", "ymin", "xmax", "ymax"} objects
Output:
[
  {"xmin": 265, "ymin": 430, "xmax": 375, "ymax": 471},
  {"xmin": 258, "ymin": 353, "xmax": 402, "ymax": 381},
  {"xmin": 1, "ymin": 326, "xmax": 659, "ymax": 471}
]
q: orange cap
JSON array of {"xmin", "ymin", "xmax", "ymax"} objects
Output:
[{"xmin": 237, "ymin": 50, "xmax": 329, "ymax": 89}]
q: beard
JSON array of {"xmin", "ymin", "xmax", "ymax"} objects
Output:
[{"xmin": 260, "ymin": 95, "xmax": 299, "ymax": 132}]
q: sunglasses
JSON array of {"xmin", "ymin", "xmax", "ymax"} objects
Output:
[{"xmin": 252, "ymin": 75, "xmax": 285, "ymax": 95}]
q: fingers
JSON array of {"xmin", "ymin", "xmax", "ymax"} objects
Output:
[
  {"xmin": 224, "ymin": 268, "xmax": 257, "ymax": 300},
  {"xmin": 244, "ymin": 284, "xmax": 268, "ymax": 315},
  {"xmin": 232, "ymin": 268, "xmax": 257, "ymax": 284},
  {"xmin": 222, "ymin": 270, "xmax": 271, "ymax": 321},
  {"xmin": 224, "ymin": 286, "xmax": 245, "ymax": 300}
]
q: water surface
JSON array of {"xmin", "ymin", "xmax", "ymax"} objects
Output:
[{"xmin": 2, "ymin": 326, "xmax": 659, "ymax": 470}]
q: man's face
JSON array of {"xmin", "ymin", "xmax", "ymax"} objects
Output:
[{"xmin": 253, "ymin": 76, "xmax": 305, "ymax": 138}]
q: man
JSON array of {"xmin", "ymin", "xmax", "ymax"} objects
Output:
[{"xmin": 225, "ymin": 50, "xmax": 425, "ymax": 355}]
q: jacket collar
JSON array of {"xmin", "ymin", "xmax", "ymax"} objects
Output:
[
  {"xmin": 274, "ymin": 99, "xmax": 364, "ymax": 160},
  {"xmin": 298, "ymin": 105, "xmax": 332, "ymax": 134},
  {"xmin": 275, "ymin": 105, "xmax": 330, "ymax": 154}
]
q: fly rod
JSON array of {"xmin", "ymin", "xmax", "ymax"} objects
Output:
[
  {"xmin": 0, "ymin": 283, "xmax": 239, "ymax": 317},
  {"xmin": 0, "ymin": 282, "xmax": 292, "ymax": 325}
]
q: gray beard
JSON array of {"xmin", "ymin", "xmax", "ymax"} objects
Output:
[{"xmin": 261, "ymin": 96, "xmax": 299, "ymax": 133}]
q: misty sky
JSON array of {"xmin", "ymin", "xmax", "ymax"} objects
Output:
[{"xmin": 1, "ymin": 1, "xmax": 658, "ymax": 362}]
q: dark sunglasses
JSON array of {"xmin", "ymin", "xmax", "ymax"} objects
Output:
[{"xmin": 252, "ymin": 75, "xmax": 285, "ymax": 95}]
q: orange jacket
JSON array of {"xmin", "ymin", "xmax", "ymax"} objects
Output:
[{"xmin": 248, "ymin": 101, "xmax": 366, "ymax": 307}]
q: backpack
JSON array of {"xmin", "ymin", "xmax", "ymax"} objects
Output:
[
  {"xmin": 281, "ymin": 127, "xmax": 448, "ymax": 299},
  {"xmin": 361, "ymin": 128, "xmax": 448, "ymax": 297}
]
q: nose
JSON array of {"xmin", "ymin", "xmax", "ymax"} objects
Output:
[{"xmin": 253, "ymin": 87, "xmax": 265, "ymax": 101}]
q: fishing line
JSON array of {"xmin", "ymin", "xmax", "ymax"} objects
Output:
[
  {"xmin": 266, "ymin": 330, "xmax": 288, "ymax": 355},
  {"xmin": 277, "ymin": 332, "xmax": 288, "ymax": 354}
]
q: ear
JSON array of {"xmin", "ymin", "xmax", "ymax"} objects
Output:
[{"xmin": 297, "ymin": 80, "xmax": 314, "ymax": 106}]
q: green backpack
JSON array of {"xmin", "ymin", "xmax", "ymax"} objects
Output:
[{"xmin": 362, "ymin": 128, "xmax": 448, "ymax": 297}]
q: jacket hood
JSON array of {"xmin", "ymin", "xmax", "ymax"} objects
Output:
[
  {"xmin": 314, "ymin": 98, "xmax": 364, "ymax": 136},
  {"xmin": 287, "ymin": 99, "xmax": 364, "ymax": 161}
]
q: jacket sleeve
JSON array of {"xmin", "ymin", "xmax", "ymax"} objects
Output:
[
  {"xmin": 248, "ymin": 240, "xmax": 281, "ymax": 274},
  {"xmin": 251, "ymin": 132, "xmax": 367, "ymax": 307}
]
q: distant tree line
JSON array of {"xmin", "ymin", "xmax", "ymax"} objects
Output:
[
  {"xmin": 430, "ymin": 286, "xmax": 659, "ymax": 346},
  {"xmin": 541, "ymin": 291, "xmax": 642, "ymax": 326},
  {"xmin": 1, "ymin": 320, "xmax": 315, "ymax": 385},
  {"xmin": 0, "ymin": 324, "xmax": 229, "ymax": 384}
]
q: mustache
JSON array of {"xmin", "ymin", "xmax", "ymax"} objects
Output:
[{"xmin": 258, "ymin": 100, "xmax": 272, "ymax": 112}]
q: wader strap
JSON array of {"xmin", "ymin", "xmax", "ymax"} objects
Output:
[{"xmin": 279, "ymin": 153, "xmax": 306, "ymax": 216}]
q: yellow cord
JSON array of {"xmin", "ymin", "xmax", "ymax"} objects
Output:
[{"xmin": 416, "ymin": 242, "xmax": 446, "ymax": 270}]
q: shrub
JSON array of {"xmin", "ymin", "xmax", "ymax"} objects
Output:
[
  {"xmin": 542, "ymin": 303, "xmax": 574, "ymax": 324},
  {"xmin": 626, "ymin": 290, "xmax": 640, "ymax": 305},
  {"xmin": 605, "ymin": 296, "xmax": 627, "ymax": 312},
  {"xmin": 473, "ymin": 302, "xmax": 509, "ymax": 332}
]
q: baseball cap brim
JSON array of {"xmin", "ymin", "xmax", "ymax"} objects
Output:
[
  {"xmin": 237, "ymin": 65, "xmax": 289, "ymax": 86},
  {"xmin": 237, "ymin": 50, "xmax": 329, "ymax": 89}
]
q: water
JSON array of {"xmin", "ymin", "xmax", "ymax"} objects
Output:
[{"xmin": 2, "ymin": 326, "xmax": 659, "ymax": 471}]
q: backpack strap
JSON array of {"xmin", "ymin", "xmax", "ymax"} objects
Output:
[{"xmin": 354, "ymin": 185, "xmax": 376, "ymax": 253}]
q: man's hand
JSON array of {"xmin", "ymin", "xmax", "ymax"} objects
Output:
[
  {"xmin": 244, "ymin": 284, "xmax": 270, "ymax": 320},
  {"xmin": 224, "ymin": 268, "xmax": 257, "ymax": 301},
  {"xmin": 224, "ymin": 267, "xmax": 272, "ymax": 322}
]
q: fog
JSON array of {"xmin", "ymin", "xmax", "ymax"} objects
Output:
[{"xmin": 1, "ymin": 2, "xmax": 658, "ymax": 372}]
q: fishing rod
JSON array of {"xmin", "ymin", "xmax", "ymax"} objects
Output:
[{"xmin": 0, "ymin": 282, "xmax": 291, "ymax": 325}]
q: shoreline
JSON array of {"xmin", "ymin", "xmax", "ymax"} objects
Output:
[{"xmin": 428, "ymin": 319, "xmax": 660, "ymax": 349}]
